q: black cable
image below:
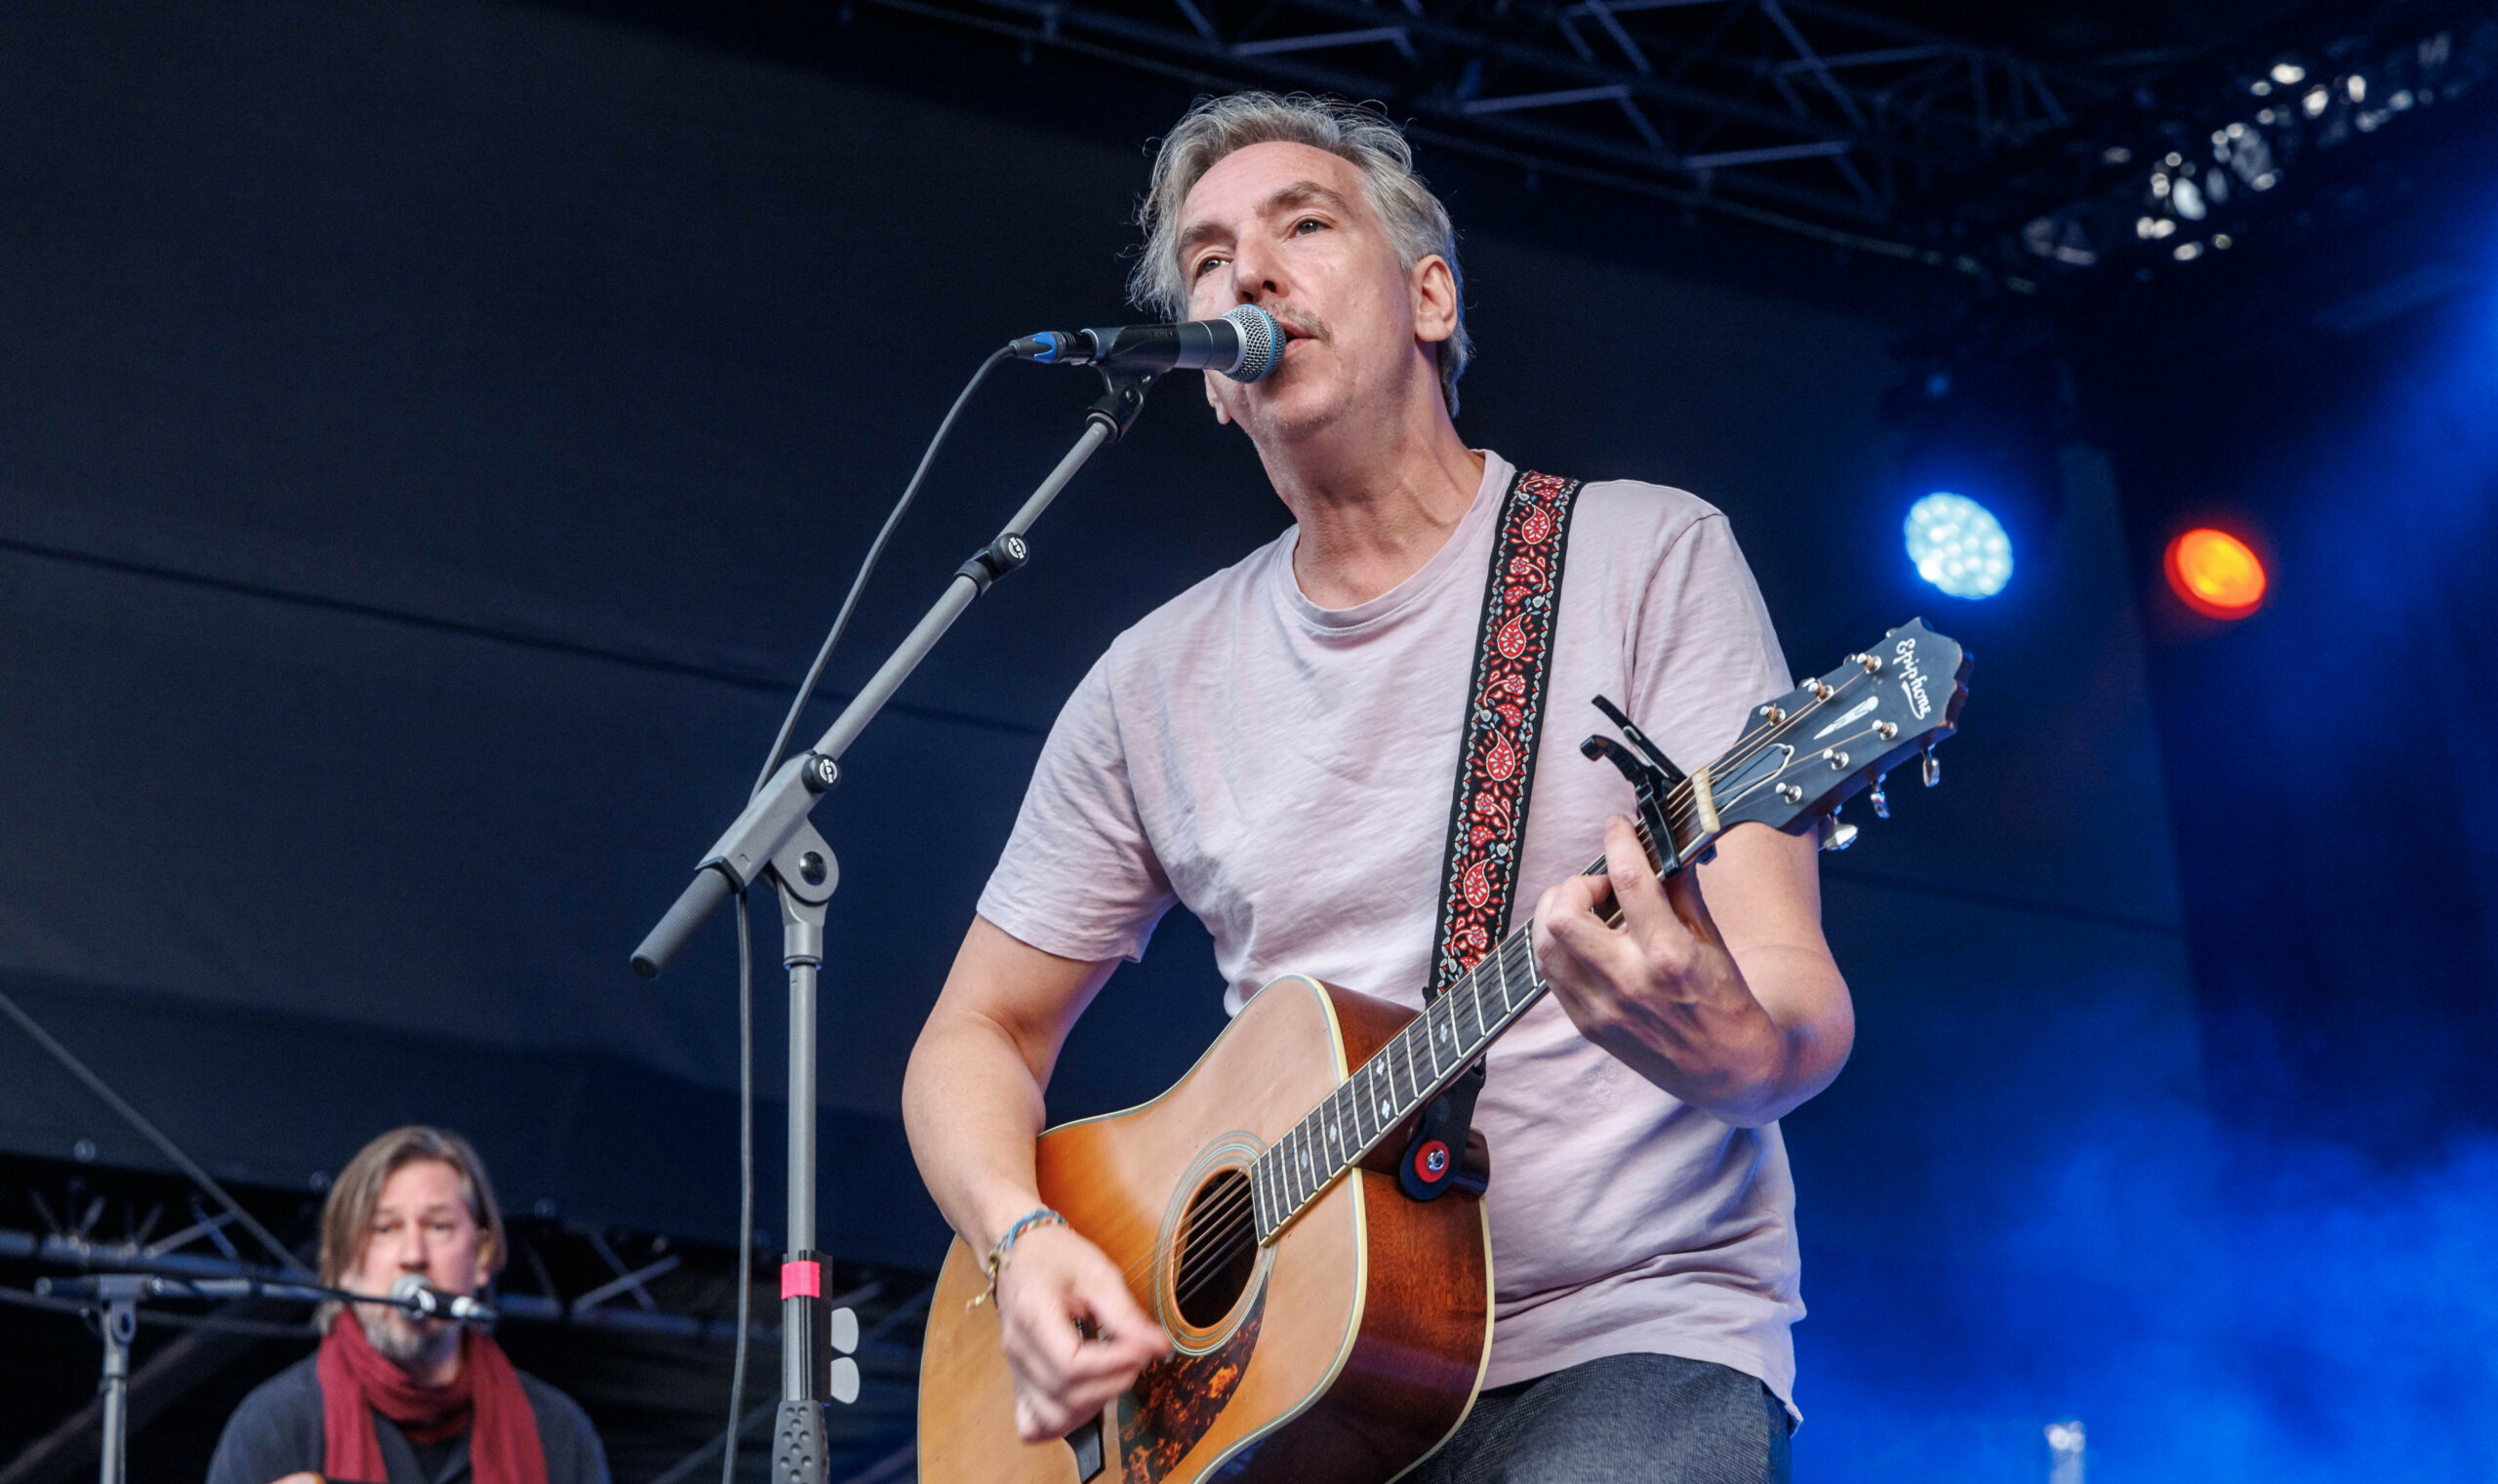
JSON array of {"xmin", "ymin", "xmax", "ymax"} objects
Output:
[
  {"xmin": 721, "ymin": 343, "xmax": 1012, "ymax": 1475},
  {"xmin": 722, "ymin": 891, "xmax": 755, "ymax": 1484},
  {"xmin": 750, "ymin": 344, "xmax": 1014, "ymax": 797}
]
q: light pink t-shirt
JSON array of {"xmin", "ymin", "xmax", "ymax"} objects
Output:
[{"xmin": 978, "ymin": 451, "xmax": 1806, "ymax": 1405}]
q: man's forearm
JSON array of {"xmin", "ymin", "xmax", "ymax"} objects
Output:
[
  {"xmin": 905, "ymin": 916, "xmax": 1119, "ymax": 1254},
  {"xmin": 902, "ymin": 1010, "xmax": 1058, "ymax": 1255}
]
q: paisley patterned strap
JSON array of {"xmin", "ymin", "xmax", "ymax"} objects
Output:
[{"xmin": 1425, "ymin": 469, "xmax": 1583, "ymax": 1000}]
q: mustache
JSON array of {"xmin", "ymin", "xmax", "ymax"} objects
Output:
[{"xmin": 1268, "ymin": 309, "xmax": 1325, "ymax": 342}]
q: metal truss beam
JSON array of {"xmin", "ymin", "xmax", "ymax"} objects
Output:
[{"xmin": 863, "ymin": 0, "xmax": 2101, "ymax": 232}]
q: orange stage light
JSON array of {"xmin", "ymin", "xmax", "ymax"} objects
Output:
[{"xmin": 2164, "ymin": 528, "xmax": 2268, "ymax": 619}]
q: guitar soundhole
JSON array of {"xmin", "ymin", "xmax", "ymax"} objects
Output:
[{"xmin": 1172, "ymin": 1168, "xmax": 1257, "ymax": 1329}]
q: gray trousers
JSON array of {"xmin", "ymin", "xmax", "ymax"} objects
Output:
[{"xmin": 1406, "ymin": 1353, "xmax": 1793, "ymax": 1484}]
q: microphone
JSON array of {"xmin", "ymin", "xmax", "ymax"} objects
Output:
[
  {"xmin": 389, "ymin": 1274, "xmax": 498, "ymax": 1323},
  {"xmin": 1010, "ymin": 304, "xmax": 1286, "ymax": 382}
]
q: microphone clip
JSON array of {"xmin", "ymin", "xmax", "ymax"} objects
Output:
[{"xmin": 1084, "ymin": 369, "xmax": 1155, "ymax": 442}]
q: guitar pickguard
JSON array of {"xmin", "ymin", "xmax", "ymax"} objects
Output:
[{"xmin": 1117, "ymin": 1284, "xmax": 1267, "ymax": 1482}]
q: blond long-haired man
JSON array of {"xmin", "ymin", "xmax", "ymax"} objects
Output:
[{"xmin": 206, "ymin": 1127, "xmax": 609, "ymax": 1484}]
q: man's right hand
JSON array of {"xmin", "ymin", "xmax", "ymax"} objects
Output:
[{"xmin": 991, "ymin": 1223, "xmax": 1170, "ymax": 1443}]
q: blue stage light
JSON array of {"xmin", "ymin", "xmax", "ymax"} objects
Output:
[{"xmin": 1904, "ymin": 492, "xmax": 2014, "ymax": 598}]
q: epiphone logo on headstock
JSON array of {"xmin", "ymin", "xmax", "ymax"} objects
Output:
[{"xmin": 1893, "ymin": 637, "xmax": 1933, "ymax": 720}]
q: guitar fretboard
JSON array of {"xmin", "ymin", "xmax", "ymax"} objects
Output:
[{"xmin": 1246, "ymin": 921, "xmax": 1550, "ymax": 1241}]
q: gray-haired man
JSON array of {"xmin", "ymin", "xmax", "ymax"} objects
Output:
[{"xmin": 903, "ymin": 92, "xmax": 1850, "ymax": 1482}]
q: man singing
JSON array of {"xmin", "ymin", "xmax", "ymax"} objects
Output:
[
  {"xmin": 903, "ymin": 92, "xmax": 1851, "ymax": 1481},
  {"xmin": 206, "ymin": 1126, "xmax": 610, "ymax": 1484}
]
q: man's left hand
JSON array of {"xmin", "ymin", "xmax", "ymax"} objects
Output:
[{"xmin": 1531, "ymin": 815, "xmax": 1849, "ymax": 1126}]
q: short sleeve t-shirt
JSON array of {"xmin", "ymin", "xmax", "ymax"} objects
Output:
[{"xmin": 978, "ymin": 449, "xmax": 1806, "ymax": 1405}]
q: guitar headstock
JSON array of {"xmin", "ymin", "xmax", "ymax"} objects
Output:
[{"xmin": 1694, "ymin": 618, "xmax": 1972, "ymax": 842}]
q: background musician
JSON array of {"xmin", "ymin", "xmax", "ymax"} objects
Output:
[
  {"xmin": 903, "ymin": 92, "xmax": 1854, "ymax": 1483},
  {"xmin": 205, "ymin": 1126, "xmax": 610, "ymax": 1484}
]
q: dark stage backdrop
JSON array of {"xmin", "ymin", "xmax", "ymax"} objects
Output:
[{"xmin": 0, "ymin": 0, "xmax": 2216, "ymax": 1473}]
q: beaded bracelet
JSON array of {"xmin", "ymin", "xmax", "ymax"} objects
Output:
[{"xmin": 966, "ymin": 1207, "xmax": 1067, "ymax": 1310}]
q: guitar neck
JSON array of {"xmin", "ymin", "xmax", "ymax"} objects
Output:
[{"xmin": 1246, "ymin": 820, "xmax": 1695, "ymax": 1244}]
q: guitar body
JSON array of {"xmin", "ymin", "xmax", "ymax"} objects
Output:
[{"xmin": 918, "ymin": 975, "xmax": 1493, "ymax": 1484}]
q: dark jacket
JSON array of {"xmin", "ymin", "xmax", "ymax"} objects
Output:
[{"xmin": 205, "ymin": 1354, "xmax": 610, "ymax": 1484}]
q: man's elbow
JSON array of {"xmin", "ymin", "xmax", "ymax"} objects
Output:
[
  {"xmin": 1764, "ymin": 993, "xmax": 1855, "ymax": 1124},
  {"xmin": 1719, "ymin": 983, "xmax": 1853, "ymax": 1128}
]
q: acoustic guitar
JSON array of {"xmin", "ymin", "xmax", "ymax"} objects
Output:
[{"xmin": 918, "ymin": 619, "xmax": 1972, "ymax": 1483}]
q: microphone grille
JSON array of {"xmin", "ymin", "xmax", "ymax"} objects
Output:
[{"xmin": 1223, "ymin": 304, "xmax": 1284, "ymax": 383}]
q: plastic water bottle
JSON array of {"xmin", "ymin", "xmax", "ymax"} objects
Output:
[{"xmin": 2045, "ymin": 1420, "xmax": 2085, "ymax": 1484}]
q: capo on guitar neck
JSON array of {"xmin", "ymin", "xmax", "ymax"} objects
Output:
[{"xmin": 1581, "ymin": 695, "xmax": 1695, "ymax": 879}]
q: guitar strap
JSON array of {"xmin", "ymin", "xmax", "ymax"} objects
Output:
[
  {"xmin": 1427, "ymin": 466, "xmax": 1584, "ymax": 996},
  {"xmin": 1404, "ymin": 467, "xmax": 1582, "ymax": 1199}
]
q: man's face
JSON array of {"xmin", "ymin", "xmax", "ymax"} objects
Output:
[
  {"xmin": 344, "ymin": 1158, "xmax": 487, "ymax": 1366},
  {"xmin": 1177, "ymin": 141, "xmax": 1456, "ymax": 443}
]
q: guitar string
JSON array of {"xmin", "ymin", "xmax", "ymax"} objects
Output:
[
  {"xmin": 1109, "ymin": 678, "xmax": 1890, "ymax": 1305},
  {"xmin": 1145, "ymin": 931, "xmax": 1542, "ymax": 1306},
  {"xmin": 1098, "ymin": 673, "xmax": 1898, "ymax": 1307},
  {"xmin": 1157, "ymin": 706, "xmax": 1905, "ymax": 1310},
  {"xmin": 1156, "ymin": 934, "xmax": 1551, "ymax": 1303}
]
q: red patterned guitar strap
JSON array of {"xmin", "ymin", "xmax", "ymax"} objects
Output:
[
  {"xmin": 1427, "ymin": 468, "xmax": 1583, "ymax": 997},
  {"xmin": 1398, "ymin": 469, "xmax": 1578, "ymax": 1200}
]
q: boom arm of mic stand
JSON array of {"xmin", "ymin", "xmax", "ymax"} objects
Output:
[
  {"xmin": 631, "ymin": 369, "xmax": 1154, "ymax": 979},
  {"xmin": 37, "ymin": 1272, "xmax": 489, "ymax": 1318}
]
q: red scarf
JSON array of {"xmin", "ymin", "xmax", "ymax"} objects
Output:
[{"xmin": 316, "ymin": 1306, "xmax": 548, "ymax": 1484}]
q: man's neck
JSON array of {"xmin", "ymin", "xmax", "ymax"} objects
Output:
[{"xmin": 1263, "ymin": 412, "xmax": 1485, "ymax": 611}]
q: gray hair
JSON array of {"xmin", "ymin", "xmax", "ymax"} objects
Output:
[{"xmin": 1131, "ymin": 93, "xmax": 1472, "ymax": 416}]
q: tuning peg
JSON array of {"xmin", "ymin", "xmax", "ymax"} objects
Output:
[
  {"xmin": 1870, "ymin": 776, "xmax": 1890, "ymax": 820},
  {"xmin": 1920, "ymin": 746, "xmax": 1942, "ymax": 788},
  {"xmin": 1822, "ymin": 821, "xmax": 1860, "ymax": 853}
]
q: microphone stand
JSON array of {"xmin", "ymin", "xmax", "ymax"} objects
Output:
[
  {"xmin": 33, "ymin": 1273, "xmax": 482, "ymax": 1484},
  {"xmin": 630, "ymin": 366, "xmax": 1157, "ymax": 1484}
]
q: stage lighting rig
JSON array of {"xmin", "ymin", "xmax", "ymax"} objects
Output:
[{"xmin": 2012, "ymin": 4, "xmax": 2497, "ymax": 284}]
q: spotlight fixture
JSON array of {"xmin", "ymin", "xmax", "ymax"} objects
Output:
[
  {"xmin": 2164, "ymin": 529, "xmax": 2268, "ymax": 618},
  {"xmin": 1905, "ymin": 494, "xmax": 2014, "ymax": 600}
]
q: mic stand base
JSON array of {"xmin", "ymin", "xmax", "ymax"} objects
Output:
[{"xmin": 770, "ymin": 1399, "xmax": 831, "ymax": 1484}]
